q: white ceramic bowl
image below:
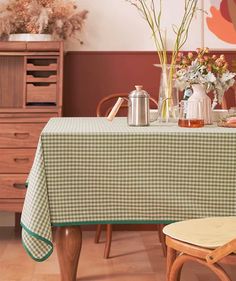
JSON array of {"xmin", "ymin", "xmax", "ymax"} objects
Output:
[
  {"xmin": 212, "ymin": 109, "xmax": 228, "ymax": 122},
  {"xmin": 9, "ymin": 34, "xmax": 53, "ymax": 41},
  {"xmin": 150, "ymin": 109, "xmax": 158, "ymax": 122}
]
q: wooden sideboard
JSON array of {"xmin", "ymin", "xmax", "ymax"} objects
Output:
[{"xmin": 0, "ymin": 41, "xmax": 63, "ymax": 228}]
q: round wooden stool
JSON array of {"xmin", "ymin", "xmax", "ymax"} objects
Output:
[{"xmin": 163, "ymin": 217, "xmax": 236, "ymax": 281}]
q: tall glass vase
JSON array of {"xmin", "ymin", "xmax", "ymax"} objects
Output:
[
  {"xmin": 212, "ymin": 88, "xmax": 225, "ymax": 110},
  {"xmin": 156, "ymin": 65, "xmax": 179, "ymax": 122}
]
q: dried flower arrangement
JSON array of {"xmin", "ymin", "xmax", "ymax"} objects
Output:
[
  {"xmin": 175, "ymin": 48, "xmax": 236, "ymax": 107},
  {"xmin": 0, "ymin": 0, "xmax": 88, "ymax": 41}
]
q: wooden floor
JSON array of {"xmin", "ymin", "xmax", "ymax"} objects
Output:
[{"xmin": 0, "ymin": 227, "xmax": 236, "ymax": 281}]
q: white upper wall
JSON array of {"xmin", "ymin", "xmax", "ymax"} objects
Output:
[{"xmin": 67, "ymin": 0, "xmax": 203, "ymax": 51}]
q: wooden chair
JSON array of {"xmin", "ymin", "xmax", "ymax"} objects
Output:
[
  {"xmin": 163, "ymin": 217, "xmax": 236, "ymax": 281},
  {"xmin": 95, "ymin": 93, "xmax": 167, "ymax": 258}
]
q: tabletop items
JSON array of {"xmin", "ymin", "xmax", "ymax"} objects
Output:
[
  {"xmin": 127, "ymin": 85, "xmax": 151, "ymax": 126},
  {"xmin": 107, "ymin": 84, "xmax": 236, "ymax": 128},
  {"xmin": 217, "ymin": 114, "xmax": 236, "ymax": 128},
  {"xmin": 212, "ymin": 109, "xmax": 229, "ymax": 122},
  {"xmin": 106, "ymin": 73, "xmax": 236, "ymax": 128},
  {"xmin": 107, "ymin": 85, "xmax": 158, "ymax": 126},
  {"xmin": 178, "ymin": 84, "xmax": 211, "ymax": 128}
]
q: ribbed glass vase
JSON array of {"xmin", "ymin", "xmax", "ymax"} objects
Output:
[{"xmin": 155, "ymin": 64, "xmax": 179, "ymax": 122}]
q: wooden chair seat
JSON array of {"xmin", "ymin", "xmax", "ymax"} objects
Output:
[{"xmin": 163, "ymin": 217, "xmax": 236, "ymax": 281}]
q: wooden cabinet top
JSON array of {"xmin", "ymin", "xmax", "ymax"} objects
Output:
[{"xmin": 0, "ymin": 41, "xmax": 63, "ymax": 52}]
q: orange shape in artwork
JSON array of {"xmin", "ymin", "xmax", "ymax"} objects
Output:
[{"xmin": 206, "ymin": 6, "xmax": 236, "ymax": 44}]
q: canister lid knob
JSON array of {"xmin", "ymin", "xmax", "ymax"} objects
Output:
[
  {"xmin": 135, "ymin": 85, "xmax": 143, "ymax": 91},
  {"xmin": 129, "ymin": 85, "xmax": 149, "ymax": 98}
]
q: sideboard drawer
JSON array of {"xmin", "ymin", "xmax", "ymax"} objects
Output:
[
  {"xmin": 0, "ymin": 149, "xmax": 36, "ymax": 173},
  {"xmin": 0, "ymin": 174, "xmax": 27, "ymax": 198},
  {"xmin": 26, "ymin": 84, "xmax": 57, "ymax": 104},
  {"xmin": 27, "ymin": 41, "xmax": 61, "ymax": 51},
  {"xmin": 0, "ymin": 123, "xmax": 45, "ymax": 148}
]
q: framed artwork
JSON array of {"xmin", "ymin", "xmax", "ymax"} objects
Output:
[{"xmin": 203, "ymin": 0, "xmax": 236, "ymax": 49}]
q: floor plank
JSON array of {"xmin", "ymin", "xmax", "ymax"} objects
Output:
[{"xmin": 0, "ymin": 228, "xmax": 235, "ymax": 281}]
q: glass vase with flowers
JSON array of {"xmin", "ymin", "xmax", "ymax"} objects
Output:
[{"xmin": 127, "ymin": 0, "xmax": 199, "ymax": 122}]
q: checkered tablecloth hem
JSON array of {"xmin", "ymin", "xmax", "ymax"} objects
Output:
[
  {"xmin": 21, "ymin": 223, "xmax": 53, "ymax": 262},
  {"xmin": 51, "ymin": 219, "xmax": 175, "ymax": 227}
]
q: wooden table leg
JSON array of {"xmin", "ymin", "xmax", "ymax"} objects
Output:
[
  {"xmin": 56, "ymin": 226, "xmax": 82, "ymax": 281},
  {"xmin": 15, "ymin": 212, "xmax": 22, "ymax": 235}
]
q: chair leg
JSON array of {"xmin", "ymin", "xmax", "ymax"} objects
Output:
[
  {"xmin": 166, "ymin": 246, "xmax": 177, "ymax": 281},
  {"xmin": 168, "ymin": 254, "xmax": 187, "ymax": 281},
  {"xmin": 157, "ymin": 224, "xmax": 167, "ymax": 257},
  {"xmin": 169, "ymin": 254, "xmax": 232, "ymax": 281},
  {"xmin": 95, "ymin": 224, "xmax": 102, "ymax": 243},
  {"xmin": 104, "ymin": 224, "xmax": 112, "ymax": 259}
]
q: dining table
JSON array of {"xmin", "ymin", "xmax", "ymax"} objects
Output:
[{"xmin": 21, "ymin": 117, "xmax": 236, "ymax": 281}]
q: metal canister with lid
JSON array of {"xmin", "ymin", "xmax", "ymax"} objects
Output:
[{"xmin": 128, "ymin": 85, "xmax": 150, "ymax": 126}]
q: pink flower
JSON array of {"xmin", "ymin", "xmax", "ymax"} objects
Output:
[
  {"xmin": 187, "ymin": 52, "xmax": 193, "ymax": 59},
  {"xmin": 207, "ymin": 64, "xmax": 212, "ymax": 72}
]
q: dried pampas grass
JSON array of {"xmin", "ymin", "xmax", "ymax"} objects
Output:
[{"xmin": 0, "ymin": 0, "xmax": 88, "ymax": 41}]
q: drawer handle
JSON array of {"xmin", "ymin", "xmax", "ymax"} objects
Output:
[
  {"xmin": 14, "ymin": 158, "xmax": 30, "ymax": 163},
  {"xmin": 14, "ymin": 132, "xmax": 30, "ymax": 139},
  {"xmin": 13, "ymin": 183, "xmax": 26, "ymax": 190}
]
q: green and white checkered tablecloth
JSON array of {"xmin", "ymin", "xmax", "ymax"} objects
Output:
[{"xmin": 21, "ymin": 117, "xmax": 236, "ymax": 261}]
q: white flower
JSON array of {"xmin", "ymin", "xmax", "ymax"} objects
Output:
[
  {"xmin": 205, "ymin": 72, "xmax": 216, "ymax": 83},
  {"xmin": 220, "ymin": 71, "xmax": 235, "ymax": 83}
]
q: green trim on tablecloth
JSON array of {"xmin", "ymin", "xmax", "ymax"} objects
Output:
[
  {"xmin": 21, "ymin": 223, "xmax": 53, "ymax": 262},
  {"xmin": 52, "ymin": 220, "xmax": 174, "ymax": 226}
]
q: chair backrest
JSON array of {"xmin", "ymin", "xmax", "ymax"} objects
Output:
[{"xmin": 96, "ymin": 93, "xmax": 158, "ymax": 117}]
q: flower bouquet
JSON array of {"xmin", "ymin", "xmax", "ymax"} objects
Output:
[
  {"xmin": 0, "ymin": 0, "xmax": 88, "ymax": 41},
  {"xmin": 175, "ymin": 48, "xmax": 236, "ymax": 109}
]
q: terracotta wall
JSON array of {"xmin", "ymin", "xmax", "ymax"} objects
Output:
[
  {"xmin": 63, "ymin": 51, "xmax": 236, "ymax": 117},
  {"xmin": 64, "ymin": 51, "xmax": 159, "ymax": 117}
]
